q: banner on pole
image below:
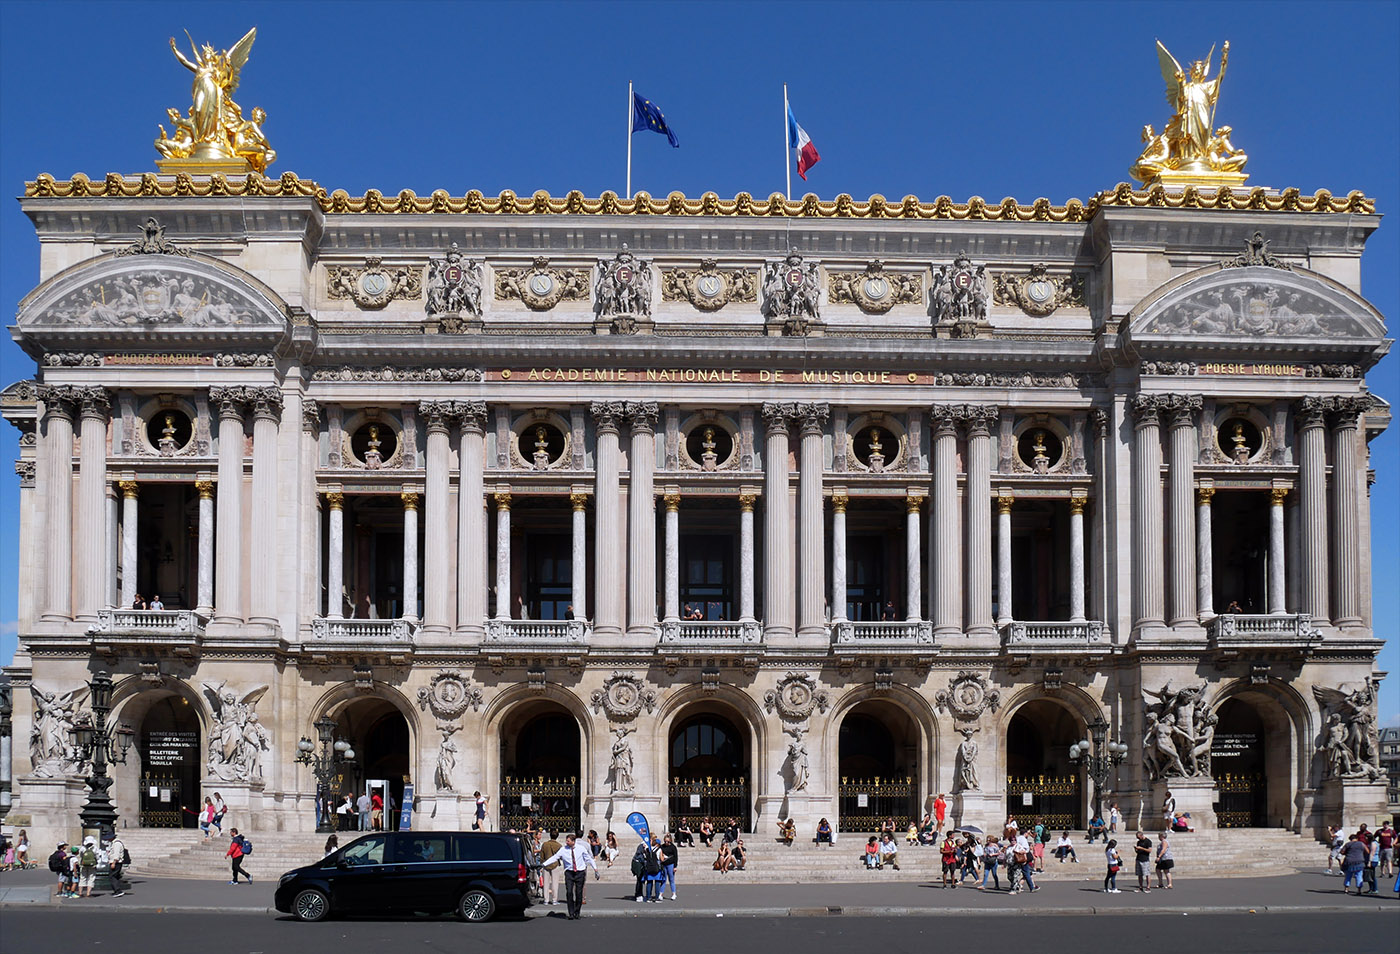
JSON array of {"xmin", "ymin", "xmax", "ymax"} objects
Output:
[{"xmin": 626, "ymin": 811, "xmax": 651, "ymax": 843}]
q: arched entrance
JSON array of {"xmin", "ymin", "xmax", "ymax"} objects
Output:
[
  {"xmin": 333, "ymin": 697, "xmax": 411, "ymax": 832},
  {"xmin": 837, "ymin": 703, "xmax": 919, "ymax": 832},
  {"xmin": 115, "ymin": 689, "xmax": 203, "ymax": 828},
  {"xmin": 1006, "ymin": 699, "xmax": 1084, "ymax": 829},
  {"xmin": 668, "ymin": 707, "xmax": 750, "ymax": 830},
  {"xmin": 1211, "ymin": 693, "xmax": 1290, "ymax": 828},
  {"xmin": 498, "ymin": 702, "xmax": 581, "ymax": 834}
]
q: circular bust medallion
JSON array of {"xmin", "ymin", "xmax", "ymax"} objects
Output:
[
  {"xmin": 360, "ymin": 272, "xmax": 389, "ymax": 298},
  {"xmin": 695, "ymin": 274, "xmax": 723, "ymax": 299},
  {"xmin": 528, "ymin": 273, "xmax": 556, "ymax": 297},
  {"xmin": 781, "ymin": 681, "xmax": 813, "ymax": 712},
  {"xmin": 1026, "ymin": 279, "xmax": 1055, "ymax": 305},
  {"xmin": 863, "ymin": 276, "xmax": 890, "ymax": 301},
  {"xmin": 614, "ymin": 264, "xmax": 635, "ymax": 287},
  {"xmin": 786, "ymin": 267, "xmax": 805, "ymax": 288}
]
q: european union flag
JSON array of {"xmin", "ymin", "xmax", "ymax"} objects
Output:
[{"xmin": 632, "ymin": 92, "xmax": 679, "ymax": 148}]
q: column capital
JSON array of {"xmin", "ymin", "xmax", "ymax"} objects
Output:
[
  {"xmin": 494, "ymin": 490, "xmax": 512, "ymax": 511},
  {"xmin": 930, "ymin": 403, "xmax": 960, "ymax": 435},
  {"xmin": 458, "ymin": 399, "xmax": 489, "ymax": 433},
  {"xmin": 245, "ymin": 386, "xmax": 283, "ymax": 422},
  {"xmin": 195, "ymin": 478, "xmax": 215, "ymax": 499},
  {"xmin": 1197, "ymin": 486, "xmax": 1216, "ymax": 505},
  {"xmin": 625, "ymin": 400, "xmax": 659, "ymax": 433},
  {"xmin": 1327, "ymin": 394, "xmax": 1373, "ymax": 430},
  {"xmin": 905, "ymin": 492, "xmax": 924, "ymax": 514},
  {"xmin": 958, "ymin": 403, "xmax": 999, "ymax": 435},
  {"xmin": 739, "ymin": 491, "xmax": 759, "ymax": 512},
  {"xmin": 302, "ymin": 398, "xmax": 321, "ymax": 432},
  {"xmin": 663, "ymin": 490, "xmax": 681, "ymax": 512},
  {"xmin": 1270, "ymin": 486, "xmax": 1289, "ymax": 506},
  {"xmin": 1129, "ymin": 393, "xmax": 1164, "ymax": 427},
  {"xmin": 401, "ymin": 490, "xmax": 420, "ymax": 511},
  {"xmin": 1090, "ymin": 406, "xmax": 1110, "ymax": 437},
  {"xmin": 1293, "ymin": 396, "xmax": 1330, "ymax": 429},
  {"xmin": 38, "ymin": 384, "xmax": 82, "ymax": 422},
  {"xmin": 590, "ymin": 399, "xmax": 626, "ymax": 434},
  {"xmin": 570, "ymin": 490, "xmax": 589, "ymax": 511},
  {"xmin": 794, "ymin": 401, "xmax": 830, "ymax": 435},
  {"xmin": 1162, "ymin": 393, "xmax": 1203, "ymax": 428},
  {"xmin": 325, "ymin": 491, "xmax": 344, "ymax": 510},
  {"xmin": 418, "ymin": 400, "xmax": 457, "ymax": 433},
  {"xmin": 73, "ymin": 386, "xmax": 112, "ymax": 420},
  {"xmin": 997, "ymin": 490, "xmax": 1014, "ymax": 515},
  {"xmin": 761, "ymin": 401, "xmax": 796, "ymax": 433},
  {"xmin": 1069, "ymin": 496, "xmax": 1086, "ymax": 516},
  {"xmin": 208, "ymin": 385, "xmax": 247, "ymax": 420},
  {"xmin": 118, "ymin": 479, "xmax": 139, "ymax": 500}
]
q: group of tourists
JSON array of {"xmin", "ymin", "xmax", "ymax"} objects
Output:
[
  {"xmin": 1326, "ymin": 819, "xmax": 1395, "ymax": 896},
  {"xmin": 183, "ymin": 792, "xmax": 227, "ymax": 838},
  {"xmin": 1101, "ymin": 830, "xmax": 1174, "ymax": 894},
  {"xmin": 526, "ymin": 827, "xmax": 685, "ymax": 918},
  {"xmin": 47, "ymin": 834, "xmax": 129, "ymax": 899}
]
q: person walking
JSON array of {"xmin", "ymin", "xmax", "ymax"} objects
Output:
[
  {"xmin": 659, "ymin": 833, "xmax": 679, "ymax": 900},
  {"xmin": 225, "ymin": 828, "xmax": 252, "ymax": 884},
  {"xmin": 1013, "ymin": 832, "xmax": 1038, "ymax": 893},
  {"xmin": 1032, "ymin": 817, "xmax": 1047, "ymax": 872},
  {"xmin": 473, "ymin": 791, "xmax": 489, "ymax": 831},
  {"xmin": 1362, "ymin": 835, "xmax": 1380, "ymax": 895},
  {"xmin": 1155, "ymin": 831, "xmax": 1174, "ymax": 889},
  {"xmin": 939, "ymin": 833, "xmax": 958, "ymax": 886},
  {"xmin": 356, "ymin": 791, "xmax": 371, "ymax": 832},
  {"xmin": 1326, "ymin": 825, "xmax": 1345, "ymax": 874},
  {"xmin": 1133, "ymin": 830, "xmax": 1153, "ymax": 892},
  {"xmin": 541, "ymin": 832, "xmax": 598, "ymax": 919},
  {"xmin": 15, "ymin": 829, "xmax": 31, "ymax": 869},
  {"xmin": 48, "ymin": 842, "xmax": 73, "ymax": 898},
  {"xmin": 1104, "ymin": 838, "xmax": 1123, "ymax": 893},
  {"xmin": 539, "ymin": 831, "xmax": 562, "ymax": 905},
  {"xmin": 107, "ymin": 834, "xmax": 128, "ymax": 897},
  {"xmin": 212, "ymin": 792, "xmax": 226, "ymax": 834},
  {"xmin": 1339, "ymin": 833, "xmax": 1369, "ymax": 895},
  {"xmin": 979, "ymin": 836, "xmax": 1002, "ymax": 891}
]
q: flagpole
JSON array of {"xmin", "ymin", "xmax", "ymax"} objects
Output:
[
  {"xmin": 626, "ymin": 81, "xmax": 634, "ymax": 199},
  {"xmin": 783, "ymin": 83, "xmax": 791, "ymax": 203}
]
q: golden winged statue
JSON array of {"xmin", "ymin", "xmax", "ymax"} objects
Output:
[
  {"xmin": 155, "ymin": 27, "xmax": 276, "ymax": 174},
  {"xmin": 1130, "ymin": 39, "xmax": 1246, "ymax": 186}
]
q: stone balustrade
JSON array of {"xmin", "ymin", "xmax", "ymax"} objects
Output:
[
  {"xmin": 483, "ymin": 618, "xmax": 590, "ymax": 643},
  {"xmin": 832, "ymin": 619, "xmax": 936, "ymax": 645},
  {"xmin": 659, "ymin": 619, "xmax": 763, "ymax": 645},
  {"xmin": 310, "ymin": 616, "xmax": 417, "ymax": 645},
  {"xmin": 1206, "ymin": 613, "xmax": 1321, "ymax": 645},
  {"xmin": 1005, "ymin": 619, "xmax": 1107, "ymax": 644}
]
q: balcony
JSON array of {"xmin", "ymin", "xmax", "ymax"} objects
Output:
[
  {"xmin": 832, "ymin": 619, "xmax": 936, "ymax": 648},
  {"xmin": 1206, "ymin": 613, "xmax": 1321, "ymax": 651},
  {"xmin": 1004, "ymin": 619, "xmax": 1109, "ymax": 654},
  {"xmin": 89, "ymin": 608, "xmax": 206, "ymax": 657},
  {"xmin": 658, "ymin": 619, "xmax": 762, "ymax": 647},
  {"xmin": 483, "ymin": 617, "xmax": 591, "ymax": 645},
  {"xmin": 308, "ymin": 617, "xmax": 418, "ymax": 659}
]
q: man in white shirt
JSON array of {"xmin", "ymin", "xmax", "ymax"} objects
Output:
[
  {"xmin": 878, "ymin": 832, "xmax": 900, "ymax": 871},
  {"xmin": 541, "ymin": 832, "xmax": 598, "ymax": 919}
]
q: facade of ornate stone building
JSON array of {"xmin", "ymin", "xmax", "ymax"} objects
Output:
[{"xmin": 1, "ymin": 178, "xmax": 1390, "ymax": 847}]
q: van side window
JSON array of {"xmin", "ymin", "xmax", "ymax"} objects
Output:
[
  {"xmin": 453, "ymin": 835, "xmax": 513, "ymax": 862},
  {"xmin": 341, "ymin": 835, "xmax": 387, "ymax": 866},
  {"xmin": 396, "ymin": 836, "xmax": 450, "ymax": 863}
]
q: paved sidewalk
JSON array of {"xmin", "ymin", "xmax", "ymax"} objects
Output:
[{"xmin": 1, "ymin": 865, "xmax": 1393, "ymax": 917}]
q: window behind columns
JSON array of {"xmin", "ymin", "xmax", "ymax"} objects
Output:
[{"xmin": 680, "ymin": 533, "xmax": 734, "ymax": 620}]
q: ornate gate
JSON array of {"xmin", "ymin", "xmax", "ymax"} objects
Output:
[
  {"xmin": 138, "ymin": 773, "xmax": 184, "ymax": 828},
  {"xmin": 668, "ymin": 777, "xmax": 749, "ymax": 831},
  {"xmin": 1006, "ymin": 774, "xmax": 1081, "ymax": 830},
  {"xmin": 499, "ymin": 776, "xmax": 580, "ymax": 834},
  {"xmin": 838, "ymin": 776, "xmax": 918, "ymax": 832},
  {"xmin": 1215, "ymin": 772, "xmax": 1267, "ymax": 828}
]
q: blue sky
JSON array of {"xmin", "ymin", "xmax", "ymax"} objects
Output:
[{"xmin": 0, "ymin": 0, "xmax": 1396, "ymax": 721}]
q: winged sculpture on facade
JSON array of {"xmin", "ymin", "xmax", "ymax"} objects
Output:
[{"xmin": 1131, "ymin": 40, "xmax": 1247, "ymax": 185}]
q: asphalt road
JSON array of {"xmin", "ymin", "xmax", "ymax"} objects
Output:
[{"xmin": 0, "ymin": 910, "xmax": 1392, "ymax": 954}]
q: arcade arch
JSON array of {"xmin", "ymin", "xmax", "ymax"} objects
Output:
[
  {"xmin": 665, "ymin": 698, "xmax": 754, "ymax": 831},
  {"xmin": 836, "ymin": 701, "xmax": 921, "ymax": 832},
  {"xmin": 111, "ymin": 684, "xmax": 207, "ymax": 829},
  {"xmin": 1004, "ymin": 698, "xmax": 1087, "ymax": 829},
  {"xmin": 498, "ymin": 699, "xmax": 582, "ymax": 833}
]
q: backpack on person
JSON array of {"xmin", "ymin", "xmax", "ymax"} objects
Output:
[
  {"xmin": 239, "ymin": 836, "xmax": 253, "ymax": 855},
  {"xmin": 121, "ymin": 846, "xmax": 132, "ymax": 866},
  {"xmin": 80, "ymin": 846, "xmax": 98, "ymax": 867},
  {"xmin": 645, "ymin": 848, "xmax": 661, "ymax": 876},
  {"xmin": 48, "ymin": 849, "xmax": 66, "ymax": 873}
]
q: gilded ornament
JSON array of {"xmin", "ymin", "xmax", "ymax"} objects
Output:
[
  {"xmin": 326, "ymin": 258, "xmax": 423, "ymax": 309},
  {"xmin": 155, "ymin": 28, "xmax": 275, "ymax": 174},
  {"xmin": 1130, "ymin": 40, "xmax": 1246, "ymax": 187},
  {"xmin": 660, "ymin": 260, "xmax": 758, "ymax": 311},
  {"xmin": 495, "ymin": 257, "xmax": 589, "ymax": 310},
  {"xmin": 992, "ymin": 263, "xmax": 1086, "ymax": 316},
  {"xmin": 827, "ymin": 261, "xmax": 922, "ymax": 314}
]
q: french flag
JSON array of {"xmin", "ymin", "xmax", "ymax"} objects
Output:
[{"xmin": 787, "ymin": 104, "xmax": 821, "ymax": 181}]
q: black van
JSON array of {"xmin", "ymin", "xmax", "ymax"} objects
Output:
[{"xmin": 274, "ymin": 830, "xmax": 533, "ymax": 922}]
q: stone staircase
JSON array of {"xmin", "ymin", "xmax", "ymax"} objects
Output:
[{"xmin": 119, "ymin": 826, "xmax": 1330, "ymax": 884}]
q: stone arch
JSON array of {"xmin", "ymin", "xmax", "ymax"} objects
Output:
[
  {"xmin": 652, "ymin": 683, "xmax": 767, "ymax": 830},
  {"xmin": 306, "ymin": 681, "xmax": 422, "ymax": 805},
  {"xmin": 481, "ymin": 683, "xmax": 592, "ymax": 831},
  {"xmin": 1208, "ymin": 678, "xmax": 1314, "ymax": 830},
  {"xmin": 109, "ymin": 677, "xmax": 211, "ymax": 829},
  {"xmin": 822, "ymin": 683, "xmax": 939, "ymax": 819},
  {"xmin": 996, "ymin": 686, "xmax": 1102, "ymax": 830}
]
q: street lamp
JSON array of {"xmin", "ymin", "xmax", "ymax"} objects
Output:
[
  {"xmin": 1068, "ymin": 715, "xmax": 1127, "ymax": 824},
  {"xmin": 295, "ymin": 715, "xmax": 355, "ymax": 833},
  {"xmin": 69, "ymin": 671, "xmax": 135, "ymax": 839}
]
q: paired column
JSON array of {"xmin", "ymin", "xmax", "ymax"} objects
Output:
[
  {"xmin": 930, "ymin": 405, "xmax": 961, "ymax": 636},
  {"xmin": 105, "ymin": 485, "xmax": 119, "ymax": 610},
  {"xmin": 1294, "ymin": 398, "xmax": 1329, "ymax": 623},
  {"xmin": 796, "ymin": 402, "xmax": 829, "ymax": 637},
  {"xmin": 590, "ymin": 402, "xmax": 624, "ymax": 638},
  {"xmin": 1165, "ymin": 395, "xmax": 1201, "ymax": 627},
  {"xmin": 905, "ymin": 493, "xmax": 923, "ymax": 621},
  {"xmin": 738, "ymin": 491, "xmax": 758, "ymax": 623},
  {"xmin": 1329, "ymin": 397, "xmax": 1368, "ymax": 626},
  {"xmin": 1129, "ymin": 395, "xmax": 1166, "ymax": 629},
  {"xmin": 663, "ymin": 492, "xmax": 680, "ymax": 624},
  {"xmin": 119, "ymin": 480, "xmax": 139, "ymax": 609},
  {"xmin": 247, "ymin": 387, "xmax": 282, "ymax": 626},
  {"xmin": 75, "ymin": 388, "xmax": 110, "ymax": 621},
  {"xmin": 1267, "ymin": 488, "xmax": 1287, "ymax": 615},
  {"xmin": 626, "ymin": 402, "xmax": 659, "ymax": 637},
  {"xmin": 830, "ymin": 491, "xmax": 847, "ymax": 623},
  {"xmin": 1069, "ymin": 496, "xmax": 1087, "ymax": 623},
  {"xmin": 761, "ymin": 403, "xmax": 795, "ymax": 638},
  {"xmin": 210, "ymin": 387, "xmax": 246, "ymax": 624},
  {"xmin": 570, "ymin": 492, "xmax": 589, "ymax": 619},
  {"xmin": 326, "ymin": 492, "xmax": 345, "ymax": 617},
  {"xmin": 40, "ymin": 390, "xmax": 77, "ymax": 620},
  {"xmin": 494, "ymin": 491, "xmax": 512, "ymax": 619},
  {"xmin": 1196, "ymin": 487, "xmax": 1215, "ymax": 618},
  {"xmin": 419, "ymin": 401, "xmax": 455, "ymax": 632},
  {"xmin": 401, "ymin": 491, "xmax": 419, "ymax": 620},
  {"xmin": 996, "ymin": 492, "xmax": 1013, "ymax": 626},
  {"xmin": 195, "ymin": 479, "xmax": 215, "ymax": 616},
  {"xmin": 962, "ymin": 405, "xmax": 997, "ymax": 636},
  {"xmin": 458, "ymin": 402, "xmax": 488, "ymax": 634}
]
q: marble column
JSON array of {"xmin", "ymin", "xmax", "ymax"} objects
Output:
[
  {"xmin": 930, "ymin": 405, "xmax": 961, "ymax": 636},
  {"xmin": 1294, "ymin": 397, "xmax": 1329, "ymax": 623},
  {"xmin": 626, "ymin": 401, "xmax": 659, "ymax": 637},
  {"xmin": 105, "ymin": 485, "xmax": 119, "ymax": 609},
  {"xmin": 209, "ymin": 388, "xmax": 246, "ymax": 624},
  {"xmin": 1196, "ymin": 487, "xmax": 1215, "ymax": 619},
  {"xmin": 247, "ymin": 387, "xmax": 282, "ymax": 626},
  {"xmin": 962, "ymin": 405, "xmax": 997, "ymax": 636},
  {"xmin": 1268, "ymin": 488, "xmax": 1287, "ymax": 615},
  {"xmin": 905, "ymin": 493, "xmax": 923, "ymax": 621},
  {"xmin": 739, "ymin": 491, "xmax": 758, "ymax": 623},
  {"xmin": 195, "ymin": 479, "xmax": 215, "ymax": 616},
  {"xmin": 119, "ymin": 480, "xmax": 139, "ymax": 609},
  {"xmin": 75, "ymin": 388, "xmax": 110, "ymax": 622},
  {"xmin": 458, "ymin": 401, "xmax": 488, "ymax": 635},
  {"xmin": 495, "ymin": 491, "xmax": 512, "ymax": 620},
  {"xmin": 1129, "ymin": 395, "xmax": 1166, "ymax": 629},
  {"xmin": 402, "ymin": 491, "xmax": 419, "ymax": 620},
  {"xmin": 1069, "ymin": 496, "xmax": 1087, "ymax": 623},
  {"xmin": 420, "ymin": 400, "xmax": 455, "ymax": 632},
  {"xmin": 1329, "ymin": 397, "xmax": 1368, "ymax": 626},
  {"xmin": 590, "ymin": 401, "xmax": 624, "ymax": 638},
  {"xmin": 762, "ymin": 402, "xmax": 795, "ymax": 638},
  {"xmin": 40, "ymin": 389, "xmax": 77, "ymax": 620},
  {"xmin": 1165, "ymin": 394, "xmax": 1201, "ymax": 627},
  {"xmin": 996, "ymin": 491, "xmax": 1013, "ymax": 626},
  {"xmin": 570, "ymin": 491, "xmax": 589, "ymax": 620},
  {"xmin": 326, "ymin": 492, "xmax": 345, "ymax": 618},
  {"xmin": 830, "ymin": 491, "xmax": 847, "ymax": 623},
  {"xmin": 663, "ymin": 491, "xmax": 680, "ymax": 624},
  {"xmin": 796, "ymin": 402, "xmax": 829, "ymax": 638}
]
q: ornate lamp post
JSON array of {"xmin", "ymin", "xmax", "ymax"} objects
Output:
[
  {"xmin": 296, "ymin": 716, "xmax": 355, "ymax": 834},
  {"xmin": 1069, "ymin": 716, "xmax": 1128, "ymax": 824},
  {"xmin": 70, "ymin": 671, "xmax": 135, "ymax": 839}
]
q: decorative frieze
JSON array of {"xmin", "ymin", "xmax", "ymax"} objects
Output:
[
  {"xmin": 326, "ymin": 258, "xmax": 423, "ymax": 309},
  {"xmin": 827, "ymin": 260, "xmax": 922, "ymax": 314},
  {"xmin": 311, "ymin": 365, "xmax": 484, "ymax": 383},
  {"xmin": 660, "ymin": 260, "xmax": 758, "ymax": 311},
  {"xmin": 992, "ymin": 263, "xmax": 1085, "ymax": 316},
  {"xmin": 761, "ymin": 251, "xmax": 822, "ymax": 336},
  {"xmin": 494, "ymin": 257, "xmax": 589, "ymax": 310}
]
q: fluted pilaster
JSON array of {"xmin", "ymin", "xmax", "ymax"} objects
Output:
[
  {"xmin": 762, "ymin": 402, "xmax": 795, "ymax": 638},
  {"xmin": 1294, "ymin": 397, "xmax": 1329, "ymax": 623},
  {"xmin": 591, "ymin": 401, "xmax": 625, "ymax": 638},
  {"xmin": 1130, "ymin": 394, "xmax": 1165, "ymax": 628},
  {"xmin": 1165, "ymin": 394, "xmax": 1201, "ymax": 627},
  {"xmin": 930, "ymin": 405, "xmax": 961, "ymax": 635},
  {"xmin": 795, "ymin": 401, "xmax": 829, "ymax": 638},
  {"xmin": 626, "ymin": 401, "xmax": 659, "ymax": 637}
]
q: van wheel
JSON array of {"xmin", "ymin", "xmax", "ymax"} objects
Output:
[
  {"xmin": 293, "ymin": 888, "xmax": 330, "ymax": 922},
  {"xmin": 457, "ymin": 889, "xmax": 496, "ymax": 922}
]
